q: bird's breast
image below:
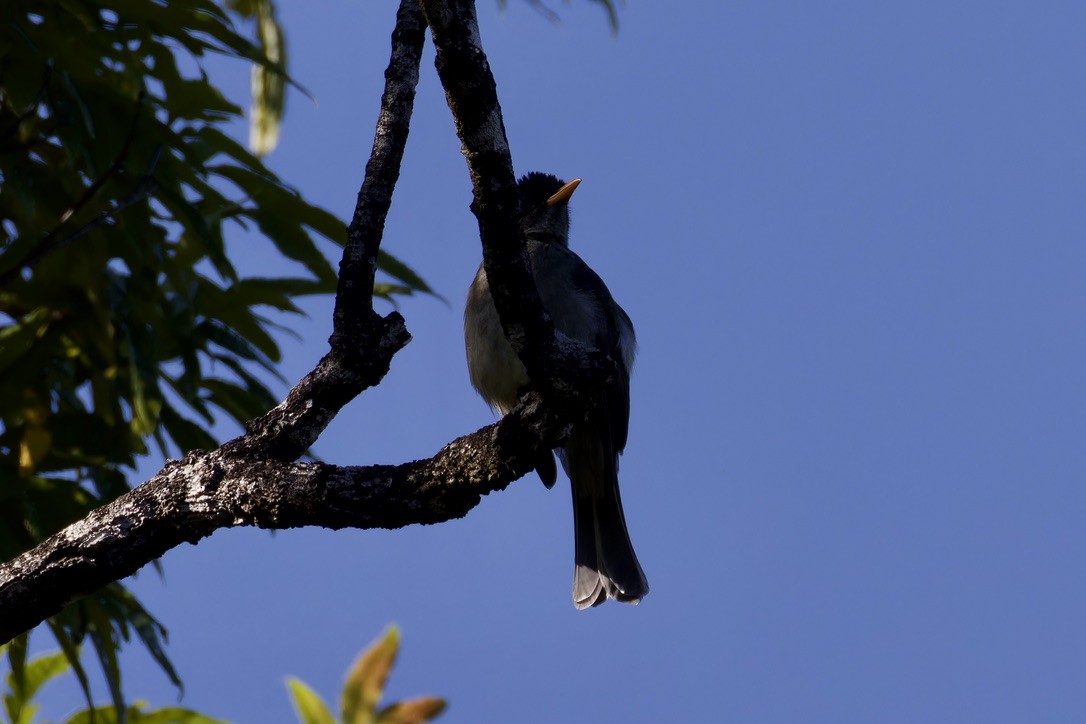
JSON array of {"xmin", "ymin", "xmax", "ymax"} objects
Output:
[{"xmin": 464, "ymin": 268, "xmax": 529, "ymax": 414}]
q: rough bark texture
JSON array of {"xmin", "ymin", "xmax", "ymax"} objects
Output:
[
  {"xmin": 420, "ymin": 0, "xmax": 608, "ymax": 394},
  {"xmin": 0, "ymin": 0, "xmax": 429, "ymax": 643},
  {"xmin": 333, "ymin": 0, "xmax": 427, "ymax": 332},
  {"xmin": 0, "ymin": 0, "xmax": 615, "ymax": 645},
  {"xmin": 0, "ymin": 391, "xmax": 565, "ymax": 643}
]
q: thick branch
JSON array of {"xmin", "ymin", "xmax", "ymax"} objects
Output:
[
  {"xmin": 0, "ymin": 391, "xmax": 567, "ymax": 643},
  {"xmin": 0, "ymin": 0, "xmax": 427, "ymax": 639},
  {"xmin": 0, "ymin": 0, "xmax": 609, "ymax": 644},
  {"xmin": 219, "ymin": 313, "xmax": 411, "ymax": 461}
]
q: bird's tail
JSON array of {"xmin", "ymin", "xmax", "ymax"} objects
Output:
[{"xmin": 564, "ymin": 432, "xmax": 649, "ymax": 609}]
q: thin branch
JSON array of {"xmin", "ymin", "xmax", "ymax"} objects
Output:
[
  {"xmin": 0, "ymin": 0, "xmax": 430, "ymax": 642},
  {"xmin": 0, "ymin": 123, "xmax": 58, "ymax": 154},
  {"xmin": 333, "ymin": 0, "xmax": 427, "ymax": 335},
  {"xmin": 0, "ymin": 144, "xmax": 162, "ymax": 290},
  {"xmin": 0, "ymin": 0, "xmax": 605, "ymax": 643},
  {"xmin": 0, "ymin": 94, "xmax": 149, "ymax": 289},
  {"xmin": 0, "ymin": 65, "xmax": 52, "ymax": 144},
  {"xmin": 224, "ymin": 0, "xmax": 427, "ymax": 463},
  {"xmin": 49, "ymin": 92, "xmax": 148, "ymax": 232}
]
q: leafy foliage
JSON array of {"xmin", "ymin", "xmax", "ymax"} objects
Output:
[
  {"xmin": 1, "ymin": 643, "xmax": 225, "ymax": 724},
  {"xmin": 287, "ymin": 626, "xmax": 446, "ymax": 724},
  {"xmin": 0, "ymin": 0, "xmax": 429, "ymax": 715}
]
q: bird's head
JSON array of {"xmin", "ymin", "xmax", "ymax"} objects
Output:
[{"xmin": 517, "ymin": 172, "xmax": 581, "ymax": 246}]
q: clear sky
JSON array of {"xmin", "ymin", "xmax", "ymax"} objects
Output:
[{"xmin": 33, "ymin": 1, "xmax": 1086, "ymax": 721}]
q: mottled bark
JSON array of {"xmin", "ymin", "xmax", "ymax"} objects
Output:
[
  {"xmin": 420, "ymin": 0, "xmax": 609, "ymax": 394},
  {"xmin": 0, "ymin": 391, "xmax": 564, "ymax": 643},
  {"xmin": 0, "ymin": 0, "xmax": 614, "ymax": 645},
  {"xmin": 333, "ymin": 0, "xmax": 427, "ymax": 332},
  {"xmin": 0, "ymin": 0, "xmax": 428, "ymax": 643}
]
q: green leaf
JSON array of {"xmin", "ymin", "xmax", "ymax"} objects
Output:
[
  {"xmin": 126, "ymin": 705, "xmax": 229, "ymax": 724},
  {"xmin": 3, "ymin": 635, "xmax": 29, "ymax": 722},
  {"xmin": 210, "ymin": 355, "xmax": 278, "ymax": 411},
  {"xmin": 342, "ymin": 626, "xmax": 400, "ymax": 724},
  {"xmin": 155, "ymin": 181, "xmax": 237, "ymax": 282},
  {"xmin": 286, "ymin": 678, "xmax": 336, "ymax": 724},
  {"xmin": 46, "ymin": 621, "xmax": 94, "ymax": 713},
  {"xmin": 21, "ymin": 650, "xmax": 71, "ymax": 700},
  {"xmin": 104, "ymin": 586, "xmax": 183, "ymax": 694},
  {"xmin": 377, "ymin": 252, "xmax": 437, "ymax": 297},
  {"xmin": 123, "ymin": 325, "xmax": 164, "ymax": 437},
  {"xmin": 86, "ymin": 603, "xmax": 126, "ymax": 720},
  {"xmin": 191, "ymin": 126, "xmax": 265, "ymax": 173},
  {"xmin": 63, "ymin": 701, "xmax": 228, "ymax": 724},
  {"xmin": 195, "ymin": 318, "xmax": 279, "ymax": 370},
  {"xmin": 159, "ymin": 402, "xmax": 218, "ymax": 454},
  {"xmin": 211, "ymin": 165, "xmax": 338, "ymax": 282},
  {"xmin": 201, "ymin": 377, "xmax": 271, "ymax": 424},
  {"xmin": 249, "ymin": 1, "xmax": 286, "ymax": 156},
  {"xmin": 0, "ymin": 309, "xmax": 52, "ymax": 376}
]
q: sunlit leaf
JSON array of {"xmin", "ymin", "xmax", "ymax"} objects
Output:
[
  {"xmin": 286, "ymin": 678, "xmax": 336, "ymax": 724},
  {"xmin": 342, "ymin": 626, "xmax": 399, "ymax": 723},
  {"xmin": 17, "ymin": 650, "xmax": 70, "ymax": 708},
  {"xmin": 1, "ymin": 0, "xmax": 431, "ymax": 709},
  {"xmin": 46, "ymin": 622, "xmax": 94, "ymax": 712},
  {"xmin": 249, "ymin": 0, "xmax": 286, "ymax": 156},
  {"xmin": 376, "ymin": 697, "xmax": 447, "ymax": 724}
]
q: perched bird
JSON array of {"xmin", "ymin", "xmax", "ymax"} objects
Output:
[{"xmin": 464, "ymin": 172, "xmax": 649, "ymax": 609}]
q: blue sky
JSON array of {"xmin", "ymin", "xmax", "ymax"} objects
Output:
[{"xmin": 32, "ymin": 1, "xmax": 1086, "ymax": 721}]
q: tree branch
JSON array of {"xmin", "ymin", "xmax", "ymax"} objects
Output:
[
  {"xmin": 0, "ymin": 0, "xmax": 428, "ymax": 641},
  {"xmin": 0, "ymin": 0, "xmax": 607, "ymax": 644},
  {"xmin": 0, "ymin": 390, "xmax": 567, "ymax": 642},
  {"xmin": 333, "ymin": 0, "xmax": 427, "ymax": 333},
  {"xmin": 419, "ymin": 0, "xmax": 609, "ymax": 395},
  {"xmin": 221, "ymin": 0, "xmax": 427, "ymax": 464},
  {"xmin": 0, "ymin": 65, "xmax": 52, "ymax": 144}
]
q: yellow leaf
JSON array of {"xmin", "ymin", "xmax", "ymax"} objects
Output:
[
  {"xmin": 286, "ymin": 677, "xmax": 336, "ymax": 724},
  {"xmin": 341, "ymin": 625, "xmax": 400, "ymax": 724},
  {"xmin": 19, "ymin": 419, "xmax": 52, "ymax": 474}
]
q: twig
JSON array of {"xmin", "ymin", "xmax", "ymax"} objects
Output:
[
  {"xmin": 224, "ymin": 0, "xmax": 428, "ymax": 463},
  {"xmin": 0, "ymin": 0, "xmax": 596, "ymax": 643},
  {"xmin": 332, "ymin": 0, "xmax": 427, "ymax": 336},
  {"xmin": 51, "ymin": 92, "xmax": 148, "ymax": 233},
  {"xmin": 0, "ymin": 144, "xmax": 162, "ymax": 290},
  {"xmin": 0, "ymin": 93, "xmax": 148, "ymax": 288},
  {"xmin": 0, "ymin": 66, "xmax": 52, "ymax": 144}
]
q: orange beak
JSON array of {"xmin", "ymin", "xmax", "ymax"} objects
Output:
[{"xmin": 546, "ymin": 178, "xmax": 582, "ymax": 206}]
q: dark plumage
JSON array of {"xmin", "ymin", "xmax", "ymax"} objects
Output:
[{"xmin": 464, "ymin": 173, "xmax": 649, "ymax": 608}]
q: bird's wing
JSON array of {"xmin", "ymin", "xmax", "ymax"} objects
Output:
[{"xmin": 530, "ymin": 243, "xmax": 635, "ymax": 454}]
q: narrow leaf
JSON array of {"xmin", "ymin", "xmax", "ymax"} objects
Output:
[
  {"xmin": 286, "ymin": 678, "xmax": 335, "ymax": 724},
  {"xmin": 342, "ymin": 626, "xmax": 400, "ymax": 723},
  {"xmin": 46, "ymin": 622, "xmax": 94, "ymax": 713},
  {"xmin": 249, "ymin": 1, "xmax": 286, "ymax": 156},
  {"xmin": 376, "ymin": 697, "xmax": 447, "ymax": 724},
  {"xmin": 20, "ymin": 650, "xmax": 71, "ymax": 704}
]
